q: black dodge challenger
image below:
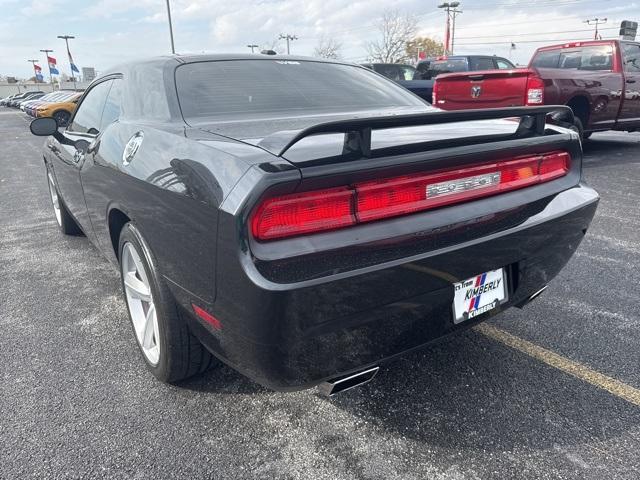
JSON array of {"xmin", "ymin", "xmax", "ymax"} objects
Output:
[{"xmin": 30, "ymin": 54, "xmax": 598, "ymax": 394}]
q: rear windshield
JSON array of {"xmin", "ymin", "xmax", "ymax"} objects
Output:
[
  {"xmin": 416, "ymin": 59, "xmax": 468, "ymax": 79},
  {"xmin": 531, "ymin": 45, "xmax": 614, "ymax": 70},
  {"xmin": 176, "ymin": 60, "xmax": 425, "ymax": 122}
]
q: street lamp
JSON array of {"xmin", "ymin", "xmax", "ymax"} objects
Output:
[
  {"xmin": 247, "ymin": 44, "xmax": 259, "ymax": 53},
  {"xmin": 437, "ymin": 2, "xmax": 462, "ymax": 55}
]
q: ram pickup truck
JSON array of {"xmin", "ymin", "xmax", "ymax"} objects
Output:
[
  {"xmin": 362, "ymin": 55, "xmax": 516, "ymax": 103},
  {"xmin": 432, "ymin": 40, "xmax": 640, "ymax": 138}
]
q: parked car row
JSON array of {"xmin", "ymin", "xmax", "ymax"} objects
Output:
[
  {"xmin": 1, "ymin": 90, "xmax": 45, "ymax": 107},
  {"xmin": 432, "ymin": 40, "xmax": 640, "ymax": 139},
  {"xmin": 362, "ymin": 55, "xmax": 516, "ymax": 103},
  {"xmin": 1, "ymin": 89, "xmax": 82, "ymax": 126}
]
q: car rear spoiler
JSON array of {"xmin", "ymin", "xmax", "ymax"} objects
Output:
[{"xmin": 258, "ymin": 106, "xmax": 574, "ymax": 158}]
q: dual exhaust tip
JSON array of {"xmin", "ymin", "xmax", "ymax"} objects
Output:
[
  {"xmin": 318, "ymin": 366, "xmax": 379, "ymax": 397},
  {"xmin": 318, "ymin": 286, "xmax": 548, "ymax": 396}
]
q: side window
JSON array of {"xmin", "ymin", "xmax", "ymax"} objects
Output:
[
  {"xmin": 623, "ymin": 44, "xmax": 640, "ymax": 72},
  {"xmin": 100, "ymin": 79, "xmax": 122, "ymax": 130},
  {"xmin": 470, "ymin": 57, "xmax": 495, "ymax": 70},
  {"xmin": 496, "ymin": 59, "xmax": 514, "ymax": 69},
  {"xmin": 67, "ymin": 80, "xmax": 113, "ymax": 135},
  {"xmin": 558, "ymin": 46, "xmax": 613, "ymax": 71}
]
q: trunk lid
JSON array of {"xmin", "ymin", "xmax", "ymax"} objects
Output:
[{"xmin": 434, "ymin": 69, "xmax": 532, "ymax": 111}]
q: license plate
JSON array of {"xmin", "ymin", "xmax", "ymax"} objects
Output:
[{"xmin": 452, "ymin": 268, "xmax": 507, "ymax": 324}]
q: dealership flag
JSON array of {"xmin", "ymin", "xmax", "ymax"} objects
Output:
[
  {"xmin": 47, "ymin": 55, "xmax": 59, "ymax": 75},
  {"xmin": 67, "ymin": 48, "xmax": 80, "ymax": 73},
  {"xmin": 34, "ymin": 64, "xmax": 44, "ymax": 82}
]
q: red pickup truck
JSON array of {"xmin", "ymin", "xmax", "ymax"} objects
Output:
[{"xmin": 432, "ymin": 40, "xmax": 640, "ymax": 138}]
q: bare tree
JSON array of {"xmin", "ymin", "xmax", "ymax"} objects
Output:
[
  {"xmin": 314, "ymin": 36, "xmax": 342, "ymax": 59},
  {"xmin": 366, "ymin": 10, "xmax": 418, "ymax": 64}
]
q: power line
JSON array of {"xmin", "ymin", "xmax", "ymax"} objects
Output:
[
  {"xmin": 456, "ymin": 26, "xmax": 617, "ymax": 40},
  {"xmin": 456, "ymin": 36, "xmax": 604, "ymax": 46}
]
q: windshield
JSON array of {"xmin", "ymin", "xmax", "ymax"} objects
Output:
[{"xmin": 176, "ymin": 60, "xmax": 425, "ymax": 122}]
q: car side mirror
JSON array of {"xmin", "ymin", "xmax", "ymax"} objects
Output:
[
  {"xmin": 30, "ymin": 117, "xmax": 58, "ymax": 136},
  {"xmin": 74, "ymin": 139, "xmax": 90, "ymax": 153}
]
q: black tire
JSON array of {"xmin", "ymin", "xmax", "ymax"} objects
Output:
[
  {"xmin": 571, "ymin": 116, "xmax": 587, "ymax": 142},
  {"xmin": 46, "ymin": 168, "xmax": 83, "ymax": 236},
  {"xmin": 118, "ymin": 223, "xmax": 217, "ymax": 383},
  {"xmin": 52, "ymin": 110, "xmax": 70, "ymax": 127}
]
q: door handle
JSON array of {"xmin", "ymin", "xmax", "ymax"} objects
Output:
[
  {"xmin": 47, "ymin": 143, "xmax": 60, "ymax": 154},
  {"xmin": 626, "ymin": 79, "xmax": 637, "ymax": 84}
]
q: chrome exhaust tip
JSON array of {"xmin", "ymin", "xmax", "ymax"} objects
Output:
[
  {"xmin": 318, "ymin": 366, "xmax": 379, "ymax": 397},
  {"xmin": 515, "ymin": 285, "xmax": 548, "ymax": 309}
]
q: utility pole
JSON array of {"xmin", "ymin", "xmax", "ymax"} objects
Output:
[
  {"xmin": 27, "ymin": 59, "xmax": 40, "ymax": 83},
  {"xmin": 247, "ymin": 44, "xmax": 259, "ymax": 53},
  {"xmin": 165, "ymin": 0, "xmax": 176, "ymax": 54},
  {"xmin": 57, "ymin": 35, "xmax": 77, "ymax": 90},
  {"xmin": 584, "ymin": 17, "xmax": 607, "ymax": 40},
  {"xmin": 40, "ymin": 49, "xmax": 54, "ymax": 87},
  {"xmin": 279, "ymin": 33, "xmax": 298, "ymax": 54},
  {"xmin": 450, "ymin": 6, "xmax": 463, "ymax": 55},
  {"xmin": 438, "ymin": 2, "xmax": 460, "ymax": 56}
]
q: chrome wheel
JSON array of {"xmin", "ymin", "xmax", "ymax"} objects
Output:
[
  {"xmin": 121, "ymin": 242, "xmax": 160, "ymax": 365},
  {"xmin": 47, "ymin": 172, "xmax": 62, "ymax": 226}
]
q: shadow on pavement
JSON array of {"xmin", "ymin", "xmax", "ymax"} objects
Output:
[{"xmin": 324, "ymin": 327, "xmax": 640, "ymax": 452}]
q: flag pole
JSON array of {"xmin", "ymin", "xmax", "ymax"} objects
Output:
[
  {"xmin": 27, "ymin": 59, "xmax": 40, "ymax": 83},
  {"xmin": 40, "ymin": 49, "xmax": 54, "ymax": 88},
  {"xmin": 57, "ymin": 35, "xmax": 77, "ymax": 90}
]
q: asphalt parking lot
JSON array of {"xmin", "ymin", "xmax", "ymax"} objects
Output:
[{"xmin": 1, "ymin": 109, "xmax": 639, "ymax": 479}]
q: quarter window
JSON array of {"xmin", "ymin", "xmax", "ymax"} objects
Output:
[
  {"xmin": 623, "ymin": 43, "xmax": 640, "ymax": 72},
  {"xmin": 67, "ymin": 80, "xmax": 113, "ymax": 135},
  {"xmin": 100, "ymin": 79, "xmax": 122, "ymax": 130}
]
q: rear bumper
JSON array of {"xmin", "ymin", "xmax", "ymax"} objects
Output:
[{"xmin": 183, "ymin": 184, "xmax": 598, "ymax": 391}]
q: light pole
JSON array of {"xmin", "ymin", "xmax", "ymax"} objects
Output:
[
  {"xmin": 166, "ymin": 0, "xmax": 176, "ymax": 54},
  {"xmin": 27, "ymin": 59, "xmax": 40, "ymax": 83},
  {"xmin": 40, "ymin": 49, "xmax": 54, "ymax": 87},
  {"xmin": 437, "ymin": 2, "xmax": 461, "ymax": 55},
  {"xmin": 450, "ymin": 6, "xmax": 462, "ymax": 55},
  {"xmin": 57, "ymin": 35, "xmax": 77, "ymax": 89},
  {"xmin": 584, "ymin": 17, "xmax": 607, "ymax": 40},
  {"xmin": 247, "ymin": 44, "xmax": 259, "ymax": 53},
  {"xmin": 279, "ymin": 34, "xmax": 298, "ymax": 54}
]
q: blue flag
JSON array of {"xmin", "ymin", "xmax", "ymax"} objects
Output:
[
  {"xmin": 70, "ymin": 63, "xmax": 79, "ymax": 73},
  {"xmin": 35, "ymin": 73, "xmax": 44, "ymax": 82}
]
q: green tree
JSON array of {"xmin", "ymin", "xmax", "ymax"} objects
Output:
[{"xmin": 405, "ymin": 37, "xmax": 445, "ymax": 62}]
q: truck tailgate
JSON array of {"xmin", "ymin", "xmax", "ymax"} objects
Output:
[{"xmin": 434, "ymin": 69, "xmax": 531, "ymax": 111}]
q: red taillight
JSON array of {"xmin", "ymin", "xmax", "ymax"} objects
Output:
[
  {"xmin": 525, "ymin": 75, "xmax": 545, "ymax": 105},
  {"xmin": 538, "ymin": 151, "xmax": 570, "ymax": 181},
  {"xmin": 251, "ymin": 186, "xmax": 356, "ymax": 241},
  {"xmin": 250, "ymin": 152, "xmax": 571, "ymax": 241}
]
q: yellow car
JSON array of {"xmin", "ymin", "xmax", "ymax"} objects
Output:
[{"xmin": 36, "ymin": 92, "xmax": 82, "ymax": 126}]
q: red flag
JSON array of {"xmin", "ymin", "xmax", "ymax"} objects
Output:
[{"xmin": 47, "ymin": 56, "xmax": 57, "ymax": 65}]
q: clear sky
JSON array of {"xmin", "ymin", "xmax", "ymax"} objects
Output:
[{"xmin": 0, "ymin": 0, "xmax": 637, "ymax": 79}]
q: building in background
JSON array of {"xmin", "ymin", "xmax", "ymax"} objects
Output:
[{"xmin": 82, "ymin": 67, "xmax": 96, "ymax": 82}]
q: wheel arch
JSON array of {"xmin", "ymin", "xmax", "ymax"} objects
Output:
[
  {"xmin": 108, "ymin": 207, "xmax": 131, "ymax": 261},
  {"xmin": 566, "ymin": 95, "xmax": 590, "ymax": 125}
]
